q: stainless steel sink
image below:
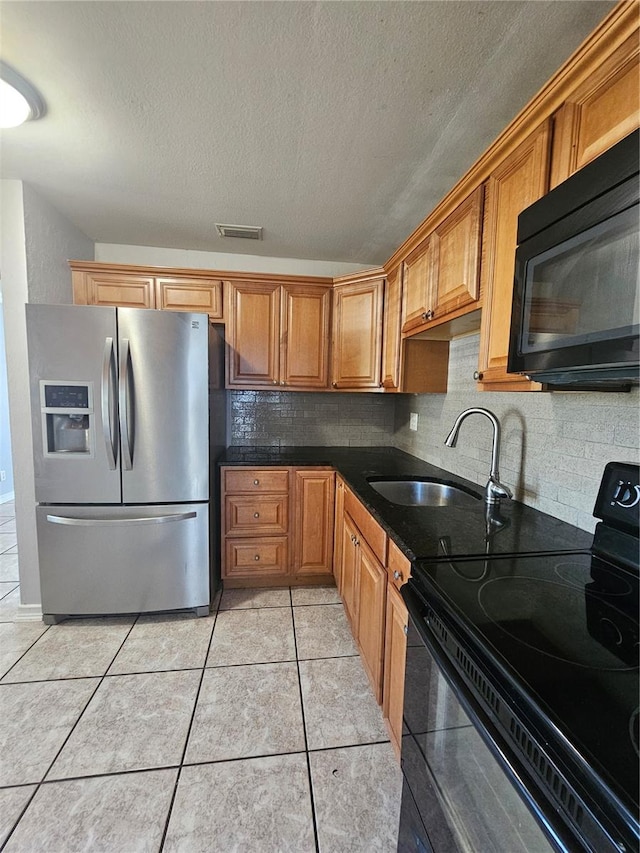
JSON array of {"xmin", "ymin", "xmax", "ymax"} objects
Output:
[{"xmin": 367, "ymin": 477, "xmax": 481, "ymax": 507}]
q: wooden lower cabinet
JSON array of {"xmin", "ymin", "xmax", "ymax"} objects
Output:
[
  {"xmin": 339, "ymin": 511, "xmax": 360, "ymax": 625},
  {"xmin": 383, "ymin": 583, "xmax": 408, "ymax": 758},
  {"xmin": 356, "ymin": 537, "xmax": 387, "ymax": 703},
  {"xmin": 221, "ymin": 466, "xmax": 334, "ymax": 587}
]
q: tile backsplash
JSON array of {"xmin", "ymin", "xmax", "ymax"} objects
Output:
[
  {"xmin": 229, "ymin": 391, "xmax": 396, "ymax": 447},
  {"xmin": 394, "ymin": 333, "xmax": 639, "ymax": 532},
  {"xmin": 228, "ymin": 333, "xmax": 639, "ymax": 532}
]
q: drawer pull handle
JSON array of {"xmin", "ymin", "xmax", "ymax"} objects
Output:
[
  {"xmin": 393, "ymin": 570, "xmax": 402, "ymax": 581},
  {"xmin": 254, "ymin": 554, "xmax": 260, "ymax": 561},
  {"xmin": 253, "ymin": 479, "xmax": 259, "ymax": 486},
  {"xmin": 253, "ymin": 512, "xmax": 260, "ymax": 518}
]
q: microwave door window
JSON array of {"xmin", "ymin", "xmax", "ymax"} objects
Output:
[{"xmin": 522, "ymin": 206, "xmax": 640, "ymax": 354}]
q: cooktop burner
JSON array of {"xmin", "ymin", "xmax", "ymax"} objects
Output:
[
  {"xmin": 554, "ymin": 558, "xmax": 633, "ymax": 595},
  {"xmin": 478, "ymin": 576, "xmax": 637, "ymax": 670}
]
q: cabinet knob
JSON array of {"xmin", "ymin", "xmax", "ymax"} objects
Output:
[
  {"xmin": 422, "ymin": 309, "xmax": 434, "ymax": 320},
  {"xmin": 332, "ymin": 381, "xmax": 337, "ymax": 388},
  {"xmin": 253, "ymin": 512, "xmax": 260, "ymax": 518},
  {"xmin": 253, "ymin": 479, "xmax": 260, "ymax": 486},
  {"xmin": 473, "ymin": 371, "xmax": 483, "ymax": 381},
  {"xmin": 280, "ymin": 380, "xmax": 285, "ymax": 385},
  {"xmin": 393, "ymin": 570, "xmax": 402, "ymax": 581},
  {"xmin": 403, "ymin": 624, "xmax": 408, "ymax": 636},
  {"xmin": 254, "ymin": 554, "xmax": 260, "ymax": 561}
]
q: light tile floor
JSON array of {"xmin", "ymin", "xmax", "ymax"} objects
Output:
[{"xmin": 0, "ymin": 500, "xmax": 402, "ymax": 852}]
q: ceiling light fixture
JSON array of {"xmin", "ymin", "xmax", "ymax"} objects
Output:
[
  {"xmin": 215, "ymin": 223, "xmax": 263, "ymax": 240},
  {"xmin": 0, "ymin": 61, "xmax": 46, "ymax": 128}
]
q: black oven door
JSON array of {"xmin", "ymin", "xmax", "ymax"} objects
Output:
[{"xmin": 398, "ymin": 582, "xmax": 561, "ymax": 853}]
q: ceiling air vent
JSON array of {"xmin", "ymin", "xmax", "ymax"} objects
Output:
[{"xmin": 215, "ymin": 223, "xmax": 263, "ymax": 240}]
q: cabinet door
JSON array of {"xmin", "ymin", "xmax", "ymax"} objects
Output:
[
  {"xmin": 383, "ymin": 582, "xmax": 408, "ymax": 759},
  {"xmin": 340, "ymin": 512, "xmax": 359, "ymax": 626},
  {"xmin": 156, "ymin": 277, "xmax": 223, "ymax": 319},
  {"xmin": 227, "ymin": 282, "xmax": 280, "ymax": 387},
  {"xmin": 292, "ymin": 469, "xmax": 335, "ymax": 577},
  {"xmin": 281, "ymin": 285, "xmax": 331, "ymax": 389},
  {"xmin": 477, "ymin": 120, "xmax": 551, "ymax": 390},
  {"xmin": 86, "ymin": 272, "xmax": 156, "ymax": 308},
  {"xmin": 551, "ymin": 34, "xmax": 640, "ymax": 189},
  {"xmin": 432, "ymin": 186, "xmax": 483, "ymax": 318},
  {"xmin": 332, "ymin": 279, "xmax": 384, "ymax": 389},
  {"xmin": 381, "ymin": 268, "xmax": 402, "ymax": 391},
  {"xmin": 333, "ymin": 477, "xmax": 346, "ymax": 590},
  {"xmin": 401, "ymin": 239, "xmax": 436, "ymax": 334},
  {"xmin": 356, "ymin": 537, "xmax": 387, "ymax": 704}
]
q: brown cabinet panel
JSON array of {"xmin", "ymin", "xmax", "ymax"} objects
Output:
[
  {"xmin": 383, "ymin": 583, "xmax": 408, "ymax": 758},
  {"xmin": 281, "ymin": 285, "xmax": 331, "ymax": 389},
  {"xmin": 292, "ymin": 470, "xmax": 335, "ymax": 576},
  {"xmin": 356, "ymin": 537, "xmax": 387, "ymax": 704},
  {"xmin": 156, "ymin": 277, "xmax": 223, "ymax": 318},
  {"xmin": 381, "ymin": 267, "xmax": 402, "ymax": 391},
  {"xmin": 401, "ymin": 239, "xmax": 436, "ymax": 334},
  {"xmin": 223, "ymin": 468, "xmax": 289, "ymax": 494},
  {"xmin": 225, "ymin": 537, "xmax": 289, "ymax": 579},
  {"xmin": 225, "ymin": 495, "xmax": 289, "ymax": 537},
  {"xmin": 333, "ymin": 477, "xmax": 346, "ymax": 590},
  {"xmin": 477, "ymin": 120, "xmax": 551, "ymax": 390},
  {"xmin": 227, "ymin": 282, "xmax": 280, "ymax": 387},
  {"xmin": 87, "ymin": 273, "xmax": 156, "ymax": 309},
  {"xmin": 332, "ymin": 278, "xmax": 384, "ymax": 389},
  {"xmin": 344, "ymin": 487, "xmax": 387, "ymax": 565},
  {"xmin": 387, "ymin": 538, "xmax": 411, "ymax": 591},
  {"xmin": 340, "ymin": 512, "xmax": 359, "ymax": 626},
  {"xmin": 432, "ymin": 185, "xmax": 483, "ymax": 318},
  {"xmin": 551, "ymin": 33, "xmax": 640, "ymax": 188}
]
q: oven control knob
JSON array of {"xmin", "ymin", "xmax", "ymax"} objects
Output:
[{"xmin": 612, "ymin": 481, "xmax": 640, "ymax": 508}]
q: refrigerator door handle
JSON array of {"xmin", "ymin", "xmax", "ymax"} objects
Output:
[
  {"xmin": 45, "ymin": 511, "xmax": 198, "ymax": 527},
  {"xmin": 101, "ymin": 336, "xmax": 118, "ymax": 470},
  {"xmin": 119, "ymin": 337, "xmax": 133, "ymax": 470}
]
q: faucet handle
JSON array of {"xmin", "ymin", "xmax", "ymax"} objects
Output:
[{"xmin": 485, "ymin": 477, "xmax": 512, "ymax": 505}]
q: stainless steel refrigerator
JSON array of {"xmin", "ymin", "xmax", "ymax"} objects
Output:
[{"xmin": 26, "ymin": 304, "xmax": 211, "ymax": 623}]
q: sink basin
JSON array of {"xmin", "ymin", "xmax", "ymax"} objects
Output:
[{"xmin": 367, "ymin": 477, "xmax": 481, "ymax": 507}]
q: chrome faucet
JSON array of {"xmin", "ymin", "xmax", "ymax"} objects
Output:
[{"xmin": 444, "ymin": 407, "xmax": 513, "ymax": 506}]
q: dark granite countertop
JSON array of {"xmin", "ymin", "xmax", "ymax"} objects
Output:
[{"xmin": 218, "ymin": 446, "xmax": 593, "ymax": 562}]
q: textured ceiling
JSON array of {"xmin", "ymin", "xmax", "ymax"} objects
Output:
[{"xmin": 0, "ymin": 1, "xmax": 614, "ymax": 265}]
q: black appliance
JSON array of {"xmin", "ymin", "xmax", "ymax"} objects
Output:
[
  {"xmin": 508, "ymin": 129, "xmax": 639, "ymax": 387},
  {"xmin": 398, "ymin": 462, "xmax": 639, "ymax": 853}
]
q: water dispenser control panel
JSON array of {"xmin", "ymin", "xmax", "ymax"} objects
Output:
[{"xmin": 40, "ymin": 381, "xmax": 95, "ymax": 457}]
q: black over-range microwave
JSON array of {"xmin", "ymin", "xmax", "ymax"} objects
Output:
[{"xmin": 508, "ymin": 129, "xmax": 639, "ymax": 387}]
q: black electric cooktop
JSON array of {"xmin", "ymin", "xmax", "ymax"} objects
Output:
[{"xmin": 409, "ymin": 462, "xmax": 640, "ymax": 851}]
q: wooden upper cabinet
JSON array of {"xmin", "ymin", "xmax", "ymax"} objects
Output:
[
  {"xmin": 280, "ymin": 285, "xmax": 331, "ymax": 389},
  {"xmin": 477, "ymin": 120, "xmax": 552, "ymax": 391},
  {"xmin": 381, "ymin": 266, "xmax": 403, "ymax": 391},
  {"xmin": 226, "ymin": 281, "xmax": 280, "ymax": 387},
  {"xmin": 156, "ymin": 277, "xmax": 223, "ymax": 319},
  {"xmin": 401, "ymin": 239, "xmax": 436, "ymax": 334},
  {"xmin": 431, "ymin": 185, "xmax": 483, "ymax": 318},
  {"xmin": 83, "ymin": 270, "xmax": 156, "ymax": 309},
  {"xmin": 550, "ymin": 31, "xmax": 640, "ymax": 189},
  {"xmin": 332, "ymin": 276, "xmax": 384, "ymax": 389}
]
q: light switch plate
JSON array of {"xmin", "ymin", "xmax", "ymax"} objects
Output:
[{"xmin": 409, "ymin": 412, "xmax": 418, "ymax": 431}]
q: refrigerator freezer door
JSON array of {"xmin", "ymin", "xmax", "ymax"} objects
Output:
[
  {"xmin": 118, "ymin": 309, "xmax": 209, "ymax": 504},
  {"xmin": 37, "ymin": 503, "xmax": 210, "ymax": 617},
  {"xmin": 26, "ymin": 304, "xmax": 121, "ymax": 504}
]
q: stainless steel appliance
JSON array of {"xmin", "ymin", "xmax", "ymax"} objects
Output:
[
  {"xmin": 398, "ymin": 462, "xmax": 639, "ymax": 853},
  {"xmin": 26, "ymin": 304, "xmax": 211, "ymax": 623},
  {"xmin": 508, "ymin": 129, "xmax": 639, "ymax": 388}
]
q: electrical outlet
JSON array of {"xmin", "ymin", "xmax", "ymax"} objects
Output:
[
  {"xmin": 409, "ymin": 412, "xmax": 419, "ymax": 431},
  {"xmin": 0, "ymin": 471, "xmax": 5, "ymax": 482}
]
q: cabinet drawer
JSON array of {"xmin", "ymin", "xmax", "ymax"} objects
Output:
[
  {"xmin": 344, "ymin": 487, "xmax": 387, "ymax": 565},
  {"xmin": 223, "ymin": 468, "xmax": 289, "ymax": 494},
  {"xmin": 224, "ymin": 537, "xmax": 289, "ymax": 578},
  {"xmin": 387, "ymin": 538, "xmax": 411, "ymax": 591},
  {"xmin": 225, "ymin": 495, "xmax": 289, "ymax": 536}
]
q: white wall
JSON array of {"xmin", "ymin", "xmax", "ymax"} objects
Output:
[
  {"xmin": 95, "ymin": 243, "xmax": 372, "ymax": 278},
  {"xmin": 1, "ymin": 180, "xmax": 93, "ymax": 613},
  {"xmin": 394, "ymin": 333, "xmax": 640, "ymax": 532}
]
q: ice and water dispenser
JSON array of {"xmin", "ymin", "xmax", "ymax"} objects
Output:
[{"xmin": 40, "ymin": 381, "xmax": 94, "ymax": 456}]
